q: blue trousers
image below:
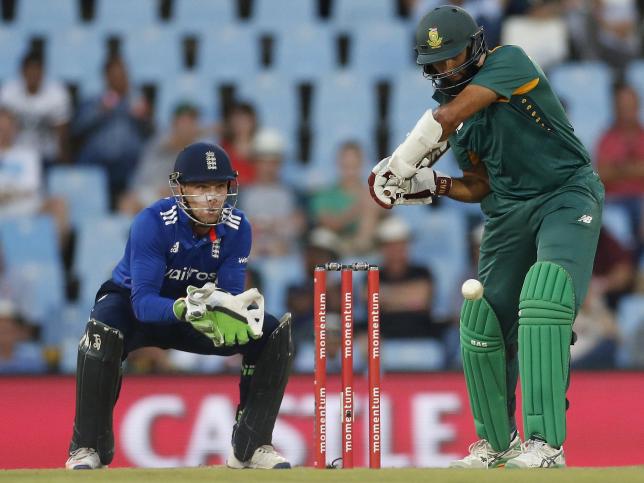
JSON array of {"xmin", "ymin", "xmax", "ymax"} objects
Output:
[{"xmin": 90, "ymin": 280, "xmax": 280, "ymax": 412}]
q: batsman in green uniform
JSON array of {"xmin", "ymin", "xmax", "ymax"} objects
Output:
[{"xmin": 368, "ymin": 5, "xmax": 604, "ymax": 469}]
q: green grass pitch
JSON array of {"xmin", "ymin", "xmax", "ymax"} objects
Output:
[{"xmin": 1, "ymin": 467, "xmax": 643, "ymax": 483}]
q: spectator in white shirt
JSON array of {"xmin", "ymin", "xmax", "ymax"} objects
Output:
[
  {"xmin": 565, "ymin": 0, "xmax": 641, "ymax": 68},
  {"xmin": 239, "ymin": 128, "xmax": 305, "ymax": 258},
  {"xmin": 0, "ymin": 50, "xmax": 71, "ymax": 164},
  {"xmin": 0, "ymin": 108, "xmax": 69, "ymax": 248},
  {"xmin": 0, "ymin": 108, "xmax": 42, "ymax": 217}
]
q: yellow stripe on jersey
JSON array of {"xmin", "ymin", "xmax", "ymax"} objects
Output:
[
  {"xmin": 495, "ymin": 78, "xmax": 540, "ymax": 103},
  {"xmin": 513, "ymin": 78, "xmax": 539, "ymax": 95}
]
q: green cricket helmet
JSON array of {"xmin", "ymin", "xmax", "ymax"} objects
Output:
[{"xmin": 415, "ymin": 5, "xmax": 487, "ymax": 96}]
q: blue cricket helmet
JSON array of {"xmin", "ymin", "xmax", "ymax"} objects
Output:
[
  {"xmin": 169, "ymin": 142, "xmax": 239, "ymax": 226},
  {"xmin": 171, "ymin": 142, "xmax": 238, "ymax": 183}
]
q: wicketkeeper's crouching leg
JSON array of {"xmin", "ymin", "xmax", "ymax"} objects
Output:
[
  {"xmin": 227, "ymin": 313, "xmax": 294, "ymax": 469},
  {"xmin": 66, "ymin": 319, "xmax": 123, "ymax": 470}
]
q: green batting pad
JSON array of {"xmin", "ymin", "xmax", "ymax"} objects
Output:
[
  {"xmin": 460, "ymin": 298, "xmax": 511, "ymax": 452},
  {"xmin": 519, "ymin": 261, "xmax": 575, "ymax": 448}
]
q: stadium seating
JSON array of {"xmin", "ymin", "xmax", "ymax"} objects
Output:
[
  {"xmin": 351, "ymin": 22, "xmax": 414, "ymax": 81},
  {"xmin": 625, "ymin": 60, "xmax": 644, "ymax": 120},
  {"xmin": 46, "ymin": 165, "xmax": 109, "ymax": 227},
  {"xmin": 49, "ymin": 27, "xmax": 103, "ymax": 95},
  {"xmin": 0, "ymin": 216, "xmax": 65, "ymax": 341},
  {"xmin": 251, "ymin": 254, "xmax": 304, "ymax": 317},
  {"xmin": 58, "ymin": 301, "xmax": 89, "ymax": 373},
  {"xmin": 0, "ymin": 26, "xmax": 27, "ymax": 81},
  {"xmin": 602, "ymin": 203, "xmax": 635, "ymax": 249},
  {"xmin": 74, "ymin": 215, "xmax": 132, "ymax": 308},
  {"xmin": 272, "ymin": 23, "xmax": 335, "ymax": 81},
  {"xmin": 173, "ymin": 0, "xmax": 236, "ymax": 33},
  {"xmin": 408, "ymin": 207, "xmax": 468, "ymax": 318},
  {"xmin": 616, "ymin": 295, "xmax": 644, "ymax": 368},
  {"xmin": 548, "ymin": 62, "xmax": 613, "ymax": 151},
  {"xmin": 14, "ymin": 0, "xmax": 78, "ymax": 34},
  {"xmin": 199, "ymin": 26, "xmax": 260, "ymax": 82},
  {"xmin": 0, "ymin": 215, "xmax": 60, "ymax": 266},
  {"xmin": 157, "ymin": 71, "xmax": 220, "ymax": 127},
  {"xmin": 333, "ymin": 0, "xmax": 398, "ymax": 25},
  {"xmin": 381, "ymin": 339, "xmax": 445, "ymax": 371},
  {"xmin": 122, "ymin": 26, "xmax": 183, "ymax": 84},
  {"xmin": 309, "ymin": 71, "xmax": 377, "ymax": 185},
  {"xmin": 94, "ymin": 0, "xmax": 158, "ymax": 34},
  {"xmin": 237, "ymin": 72, "xmax": 298, "ymax": 151},
  {"xmin": 501, "ymin": 16, "xmax": 568, "ymax": 70},
  {"xmin": 252, "ymin": 0, "xmax": 317, "ymax": 29},
  {"xmin": 390, "ymin": 67, "xmax": 439, "ymax": 145},
  {"xmin": 20, "ymin": 261, "xmax": 66, "ymax": 344}
]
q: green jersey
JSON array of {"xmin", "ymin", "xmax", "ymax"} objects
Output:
[{"xmin": 433, "ymin": 45, "xmax": 592, "ymax": 215}]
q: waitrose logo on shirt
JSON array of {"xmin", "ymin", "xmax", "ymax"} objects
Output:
[{"xmin": 164, "ymin": 267, "xmax": 217, "ymax": 282}]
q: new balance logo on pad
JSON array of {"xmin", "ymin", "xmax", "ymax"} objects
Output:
[{"xmin": 577, "ymin": 215, "xmax": 593, "ymax": 224}]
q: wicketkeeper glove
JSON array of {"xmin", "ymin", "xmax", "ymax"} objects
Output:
[
  {"xmin": 196, "ymin": 309, "xmax": 257, "ymax": 346},
  {"xmin": 173, "ymin": 283, "xmax": 237, "ymax": 321},
  {"xmin": 172, "ymin": 295, "xmax": 203, "ymax": 322},
  {"xmin": 173, "ymin": 286, "xmax": 265, "ymax": 347}
]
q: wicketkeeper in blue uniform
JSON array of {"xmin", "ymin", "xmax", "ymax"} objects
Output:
[{"xmin": 65, "ymin": 142, "xmax": 293, "ymax": 470}]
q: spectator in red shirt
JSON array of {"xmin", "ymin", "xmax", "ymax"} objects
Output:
[
  {"xmin": 592, "ymin": 227, "xmax": 635, "ymax": 310},
  {"xmin": 219, "ymin": 102, "xmax": 257, "ymax": 185},
  {"xmin": 596, "ymin": 83, "xmax": 644, "ymax": 251},
  {"xmin": 569, "ymin": 227, "xmax": 631, "ymax": 369}
]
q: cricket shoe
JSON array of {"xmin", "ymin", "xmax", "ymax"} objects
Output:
[
  {"xmin": 449, "ymin": 432, "xmax": 522, "ymax": 468},
  {"xmin": 226, "ymin": 445, "xmax": 291, "ymax": 469},
  {"xmin": 65, "ymin": 448, "xmax": 105, "ymax": 470},
  {"xmin": 505, "ymin": 438, "xmax": 565, "ymax": 468}
]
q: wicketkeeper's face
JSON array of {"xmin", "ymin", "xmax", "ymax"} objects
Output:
[{"xmin": 182, "ymin": 181, "xmax": 229, "ymax": 225}]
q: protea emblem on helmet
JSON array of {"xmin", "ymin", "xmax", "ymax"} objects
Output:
[
  {"xmin": 205, "ymin": 151, "xmax": 217, "ymax": 170},
  {"xmin": 427, "ymin": 28, "xmax": 442, "ymax": 49}
]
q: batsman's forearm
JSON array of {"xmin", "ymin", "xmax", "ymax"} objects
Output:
[{"xmin": 446, "ymin": 176, "xmax": 491, "ymax": 202}]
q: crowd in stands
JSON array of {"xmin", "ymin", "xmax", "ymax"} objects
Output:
[{"xmin": 1, "ymin": 0, "xmax": 644, "ymax": 375}]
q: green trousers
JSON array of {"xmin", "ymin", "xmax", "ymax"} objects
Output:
[{"xmin": 477, "ymin": 169, "xmax": 604, "ymax": 430}]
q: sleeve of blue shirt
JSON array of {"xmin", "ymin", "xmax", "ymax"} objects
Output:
[
  {"xmin": 129, "ymin": 208, "xmax": 178, "ymax": 323},
  {"xmin": 215, "ymin": 216, "xmax": 252, "ymax": 295}
]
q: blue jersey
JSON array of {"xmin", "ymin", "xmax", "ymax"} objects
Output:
[{"xmin": 111, "ymin": 198, "xmax": 251, "ymax": 323}]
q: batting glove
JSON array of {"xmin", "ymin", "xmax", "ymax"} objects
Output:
[{"xmin": 369, "ymin": 158, "xmax": 452, "ymax": 208}]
